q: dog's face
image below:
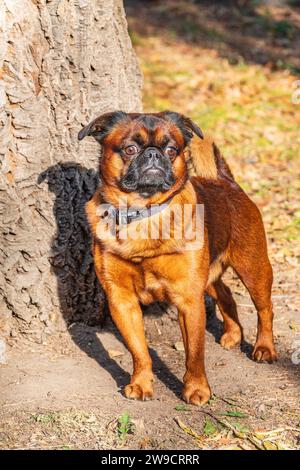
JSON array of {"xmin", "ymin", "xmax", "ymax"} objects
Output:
[{"xmin": 78, "ymin": 111, "xmax": 203, "ymax": 202}]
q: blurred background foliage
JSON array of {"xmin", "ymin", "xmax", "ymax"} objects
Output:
[{"xmin": 125, "ymin": 0, "xmax": 300, "ymax": 275}]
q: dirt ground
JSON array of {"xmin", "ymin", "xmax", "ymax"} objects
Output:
[
  {"xmin": 1, "ymin": 0, "xmax": 300, "ymax": 450},
  {"xmin": 1, "ymin": 288, "xmax": 300, "ymax": 450}
]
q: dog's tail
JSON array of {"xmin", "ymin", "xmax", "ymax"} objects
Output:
[{"xmin": 186, "ymin": 135, "xmax": 235, "ymax": 181}]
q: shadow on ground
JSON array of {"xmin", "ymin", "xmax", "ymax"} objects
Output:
[{"xmin": 38, "ymin": 162, "xmax": 184, "ymax": 398}]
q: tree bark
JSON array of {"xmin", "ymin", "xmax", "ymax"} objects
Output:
[{"xmin": 0, "ymin": 0, "xmax": 142, "ymax": 343}]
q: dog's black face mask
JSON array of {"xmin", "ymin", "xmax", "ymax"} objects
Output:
[
  {"xmin": 120, "ymin": 146, "xmax": 176, "ymax": 197},
  {"xmin": 78, "ymin": 111, "xmax": 204, "ymax": 199}
]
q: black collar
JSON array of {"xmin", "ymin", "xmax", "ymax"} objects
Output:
[{"xmin": 103, "ymin": 197, "xmax": 173, "ymax": 225}]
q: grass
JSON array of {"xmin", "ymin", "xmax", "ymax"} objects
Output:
[
  {"xmin": 140, "ymin": 36, "xmax": 300, "ymax": 169},
  {"xmin": 117, "ymin": 411, "xmax": 134, "ymax": 440}
]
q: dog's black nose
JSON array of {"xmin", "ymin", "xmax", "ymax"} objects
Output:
[{"xmin": 144, "ymin": 147, "xmax": 161, "ymax": 162}]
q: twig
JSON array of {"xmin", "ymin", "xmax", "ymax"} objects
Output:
[{"xmin": 198, "ymin": 410, "xmax": 264, "ymax": 450}]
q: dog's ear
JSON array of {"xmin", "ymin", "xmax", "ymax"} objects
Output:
[
  {"xmin": 160, "ymin": 111, "xmax": 203, "ymax": 144},
  {"xmin": 78, "ymin": 111, "xmax": 127, "ymax": 143}
]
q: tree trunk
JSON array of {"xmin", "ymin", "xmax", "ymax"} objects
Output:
[{"xmin": 0, "ymin": 0, "xmax": 142, "ymax": 344}]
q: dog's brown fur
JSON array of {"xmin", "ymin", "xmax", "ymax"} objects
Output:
[{"xmin": 80, "ymin": 112, "xmax": 277, "ymax": 405}]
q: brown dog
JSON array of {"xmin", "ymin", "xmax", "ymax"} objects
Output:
[{"xmin": 78, "ymin": 111, "xmax": 277, "ymax": 405}]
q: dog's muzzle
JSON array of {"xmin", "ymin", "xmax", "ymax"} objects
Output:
[
  {"xmin": 142, "ymin": 147, "xmax": 166, "ymax": 176},
  {"xmin": 120, "ymin": 146, "xmax": 175, "ymax": 195}
]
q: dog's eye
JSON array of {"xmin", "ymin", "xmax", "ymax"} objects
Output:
[
  {"xmin": 165, "ymin": 146, "xmax": 177, "ymax": 158},
  {"xmin": 124, "ymin": 145, "xmax": 138, "ymax": 156}
]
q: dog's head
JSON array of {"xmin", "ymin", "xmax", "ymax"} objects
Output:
[{"xmin": 78, "ymin": 111, "xmax": 203, "ymax": 204}]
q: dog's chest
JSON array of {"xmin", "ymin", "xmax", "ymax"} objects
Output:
[
  {"xmin": 134, "ymin": 267, "xmax": 167, "ymax": 305},
  {"xmin": 104, "ymin": 231, "xmax": 187, "ymax": 262}
]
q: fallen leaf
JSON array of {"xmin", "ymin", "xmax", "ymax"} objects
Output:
[
  {"xmin": 107, "ymin": 349, "xmax": 125, "ymax": 359},
  {"xmin": 173, "ymin": 341, "xmax": 185, "ymax": 351},
  {"xmin": 220, "ymin": 410, "xmax": 248, "ymax": 418},
  {"xmin": 263, "ymin": 440, "xmax": 279, "ymax": 450},
  {"xmin": 203, "ymin": 417, "xmax": 218, "ymax": 437},
  {"xmin": 175, "ymin": 404, "xmax": 189, "ymax": 412}
]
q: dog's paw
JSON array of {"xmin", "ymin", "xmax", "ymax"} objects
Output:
[
  {"xmin": 220, "ymin": 328, "xmax": 242, "ymax": 350},
  {"xmin": 252, "ymin": 343, "xmax": 278, "ymax": 363},
  {"xmin": 182, "ymin": 381, "xmax": 211, "ymax": 406},
  {"xmin": 124, "ymin": 383, "xmax": 153, "ymax": 401}
]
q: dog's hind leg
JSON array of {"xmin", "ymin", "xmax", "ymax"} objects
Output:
[
  {"xmin": 206, "ymin": 279, "xmax": 243, "ymax": 349},
  {"xmin": 230, "ymin": 251, "xmax": 277, "ymax": 363}
]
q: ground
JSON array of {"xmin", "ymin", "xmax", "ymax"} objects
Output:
[
  {"xmin": 1, "ymin": 298, "xmax": 300, "ymax": 450},
  {"xmin": 0, "ymin": 0, "xmax": 299, "ymax": 450}
]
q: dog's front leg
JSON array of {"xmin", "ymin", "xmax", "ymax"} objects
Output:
[
  {"xmin": 177, "ymin": 295, "xmax": 211, "ymax": 406},
  {"xmin": 107, "ymin": 287, "xmax": 154, "ymax": 401}
]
